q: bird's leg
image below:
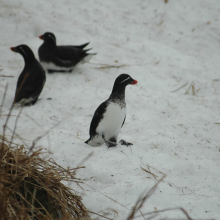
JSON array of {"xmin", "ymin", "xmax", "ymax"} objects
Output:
[
  {"xmin": 48, "ymin": 69, "xmax": 73, "ymax": 73},
  {"xmin": 119, "ymin": 139, "xmax": 133, "ymax": 146},
  {"xmin": 108, "ymin": 137, "xmax": 117, "ymax": 148},
  {"xmin": 106, "ymin": 141, "xmax": 117, "ymax": 148},
  {"xmin": 48, "ymin": 69, "xmax": 55, "ymax": 73},
  {"xmin": 102, "ymin": 135, "xmax": 117, "ymax": 148}
]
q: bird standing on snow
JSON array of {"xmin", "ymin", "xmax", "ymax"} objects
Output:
[
  {"xmin": 38, "ymin": 32, "xmax": 96, "ymax": 73},
  {"xmin": 11, "ymin": 45, "xmax": 46, "ymax": 106},
  {"xmin": 85, "ymin": 74, "xmax": 138, "ymax": 147}
]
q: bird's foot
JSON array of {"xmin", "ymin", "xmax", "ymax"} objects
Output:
[
  {"xmin": 48, "ymin": 69, "xmax": 73, "ymax": 73},
  {"xmin": 102, "ymin": 135, "xmax": 117, "ymax": 148},
  {"xmin": 119, "ymin": 139, "xmax": 133, "ymax": 146},
  {"xmin": 105, "ymin": 140, "xmax": 117, "ymax": 148},
  {"xmin": 48, "ymin": 69, "xmax": 56, "ymax": 73}
]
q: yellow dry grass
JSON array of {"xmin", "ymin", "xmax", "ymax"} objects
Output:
[{"xmin": 0, "ymin": 135, "xmax": 91, "ymax": 220}]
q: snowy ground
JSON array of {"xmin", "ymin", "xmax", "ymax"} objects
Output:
[{"xmin": 0, "ymin": 0, "xmax": 220, "ymax": 219}]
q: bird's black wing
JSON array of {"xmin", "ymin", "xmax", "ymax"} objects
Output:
[
  {"xmin": 15, "ymin": 61, "xmax": 45, "ymax": 103},
  {"xmin": 121, "ymin": 115, "xmax": 126, "ymax": 127},
  {"xmin": 72, "ymin": 42, "xmax": 90, "ymax": 50},
  {"xmin": 53, "ymin": 46, "xmax": 88, "ymax": 64},
  {"xmin": 89, "ymin": 101, "xmax": 108, "ymax": 137}
]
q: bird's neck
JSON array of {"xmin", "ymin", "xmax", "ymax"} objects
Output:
[
  {"xmin": 22, "ymin": 55, "xmax": 35, "ymax": 67},
  {"xmin": 110, "ymin": 87, "xmax": 126, "ymax": 102},
  {"xmin": 43, "ymin": 41, "xmax": 56, "ymax": 46}
]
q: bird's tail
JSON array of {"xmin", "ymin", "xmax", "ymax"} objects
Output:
[{"xmin": 74, "ymin": 42, "xmax": 90, "ymax": 49}]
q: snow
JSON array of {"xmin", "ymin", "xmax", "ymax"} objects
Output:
[{"xmin": 1, "ymin": 0, "xmax": 220, "ymax": 219}]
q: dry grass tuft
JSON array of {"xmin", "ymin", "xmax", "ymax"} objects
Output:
[
  {"xmin": 126, "ymin": 176, "xmax": 192, "ymax": 220},
  {"xmin": 0, "ymin": 135, "xmax": 91, "ymax": 220}
]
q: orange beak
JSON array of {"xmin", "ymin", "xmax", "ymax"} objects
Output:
[
  {"xmin": 132, "ymin": 79, "xmax": 138, "ymax": 85},
  {"xmin": 10, "ymin": 47, "xmax": 16, "ymax": 52}
]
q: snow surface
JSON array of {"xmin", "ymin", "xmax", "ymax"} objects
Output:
[{"xmin": 0, "ymin": 0, "xmax": 220, "ymax": 219}]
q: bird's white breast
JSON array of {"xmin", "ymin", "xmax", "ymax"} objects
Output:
[
  {"xmin": 96, "ymin": 102, "xmax": 126, "ymax": 140},
  {"xmin": 40, "ymin": 62, "xmax": 73, "ymax": 72}
]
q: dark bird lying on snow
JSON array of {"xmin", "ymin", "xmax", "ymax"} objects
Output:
[
  {"xmin": 38, "ymin": 32, "xmax": 96, "ymax": 73},
  {"xmin": 85, "ymin": 74, "xmax": 138, "ymax": 148},
  {"xmin": 11, "ymin": 45, "xmax": 46, "ymax": 106}
]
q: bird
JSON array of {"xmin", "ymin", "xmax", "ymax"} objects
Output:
[
  {"xmin": 85, "ymin": 74, "xmax": 138, "ymax": 147},
  {"xmin": 11, "ymin": 45, "xmax": 46, "ymax": 106},
  {"xmin": 38, "ymin": 32, "xmax": 96, "ymax": 73}
]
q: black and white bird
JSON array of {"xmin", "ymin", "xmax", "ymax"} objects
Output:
[
  {"xmin": 11, "ymin": 45, "xmax": 46, "ymax": 106},
  {"xmin": 38, "ymin": 32, "xmax": 96, "ymax": 73},
  {"xmin": 85, "ymin": 74, "xmax": 138, "ymax": 147}
]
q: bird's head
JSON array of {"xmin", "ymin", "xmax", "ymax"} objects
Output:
[
  {"xmin": 111, "ymin": 74, "xmax": 137, "ymax": 94},
  {"xmin": 39, "ymin": 32, "xmax": 56, "ymax": 45},
  {"xmin": 115, "ymin": 74, "xmax": 137, "ymax": 86},
  {"xmin": 10, "ymin": 45, "xmax": 35, "ymax": 60}
]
